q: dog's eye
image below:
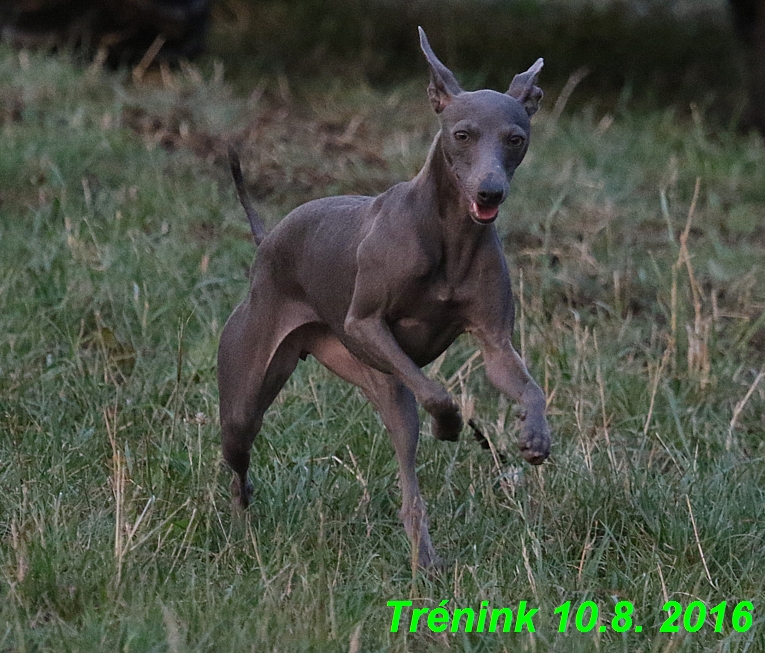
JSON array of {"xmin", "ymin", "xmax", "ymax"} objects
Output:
[
  {"xmin": 507, "ymin": 135, "xmax": 525, "ymax": 148},
  {"xmin": 454, "ymin": 130, "xmax": 470, "ymax": 142}
]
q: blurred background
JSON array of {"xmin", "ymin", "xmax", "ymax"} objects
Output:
[{"xmin": 1, "ymin": 0, "xmax": 763, "ymax": 133}]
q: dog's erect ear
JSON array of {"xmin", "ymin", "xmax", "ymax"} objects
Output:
[
  {"xmin": 507, "ymin": 58, "xmax": 544, "ymax": 117},
  {"xmin": 419, "ymin": 27, "xmax": 462, "ymax": 114}
]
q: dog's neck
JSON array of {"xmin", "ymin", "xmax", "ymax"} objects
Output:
[{"xmin": 412, "ymin": 131, "xmax": 493, "ymax": 281}]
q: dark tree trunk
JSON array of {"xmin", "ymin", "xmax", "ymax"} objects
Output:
[{"xmin": 730, "ymin": 0, "xmax": 765, "ymax": 135}]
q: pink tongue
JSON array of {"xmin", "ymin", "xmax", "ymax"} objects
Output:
[{"xmin": 472, "ymin": 202, "xmax": 499, "ymax": 221}]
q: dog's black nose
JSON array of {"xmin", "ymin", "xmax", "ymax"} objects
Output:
[{"xmin": 477, "ymin": 184, "xmax": 505, "ymax": 206}]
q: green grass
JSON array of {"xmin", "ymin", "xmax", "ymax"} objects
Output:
[{"xmin": 1, "ymin": 45, "xmax": 765, "ymax": 652}]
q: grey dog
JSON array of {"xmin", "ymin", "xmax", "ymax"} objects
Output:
[{"xmin": 219, "ymin": 28, "xmax": 551, "ymax": 567}]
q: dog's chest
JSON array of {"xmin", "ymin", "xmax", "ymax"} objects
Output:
[
  {"xmin": 432, "ymin": 279, "xmax": 457, "ymax": 303},
  {"xmin": 389, "ymin": 282, "xmax": 464, "ymax": 366}
]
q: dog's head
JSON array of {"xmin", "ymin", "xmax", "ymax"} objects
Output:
[{"xmin": 418, "ymin": 27, "xmax": 543, "ymax": 225}]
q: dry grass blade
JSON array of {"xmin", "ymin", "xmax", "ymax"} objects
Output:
[
  {"xmin": 727, "ymin": 366, "xmax": 765, "ymax": 449},
  {"xmin": 670, "ymin": 178, "xmax": 710, "ymax": 386},
  {"xmin": 685, "ymin": 494, "xmax": 714, "ymax": 588},
  {"xmin": 132, "ymin": 35, "xmax": 167, "ymax": 84},
  {"xmin": 548, "ymin": 66, "xmax": 590, "ymax": 130},
  {"xmin": 656, "ymin": 558, "xmax": 669, "ymax": 604},
  {"xmin": 670, "ymin": 179, "xmax": 698, "ymax": 350},
  {"xmin": 348, "ymin": 623, "xmax": 362, "ymax": 653},
  {"xmin": 643, "ymin": 344, "xmax": 672, "ymax": 438},
  {"xmin": 105, "ymin": 404, "xmax": 126, "ymax": 585},
  {"xmin": 594, "ymin": 331, "xmax": 617, "ymax": 471}
]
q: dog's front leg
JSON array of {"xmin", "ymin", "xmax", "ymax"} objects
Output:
[
  {"xmin": 308, "ymin": 334, "xmax": 440, "ymax": 567},
  {"xmin": 375, "ymin": 380, "xmax": 441, "ymax": 569},
  {"xmin": 343, "ymin": 313, "xmax": 462, "ymax": 441},
  {"xmin": 475, "ymin": 333, "xmax": 550, "ymax": 464}
]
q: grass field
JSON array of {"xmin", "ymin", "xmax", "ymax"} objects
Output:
[{"xmin": 1, "ymin": 43, "xmax": 765, "ymax": 652}]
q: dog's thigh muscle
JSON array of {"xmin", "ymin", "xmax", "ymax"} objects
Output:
[{"xmin": 218, "ymin": 300, "xmax": 311, "ymax": 472}]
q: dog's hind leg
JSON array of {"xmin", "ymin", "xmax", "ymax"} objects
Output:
[
  {"xmin": 307, "ymin": 329, "xmax": 440, "ymax": 569},
  {"xmin": 218, "ymin": 302, "xmax": 308, "ymax": 507}
]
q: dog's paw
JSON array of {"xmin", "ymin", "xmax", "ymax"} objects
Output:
[
  {"xmin": 414, "ymin": 547, "xmax": 445, "ymax": 573},
  {"xmin": 231, "ymin": 474, "xmax": 254, "ymax": 509},
  {"xmin": 433, "ymin": 410, "xmax": 462, "ymax": 441},
  {"xmin": 517, "ymin": 412, "xmax": 551, "ymax": 465},
  {"xmin": 422, "ymin": 385, "xmax": 462, "ymax": 440}
]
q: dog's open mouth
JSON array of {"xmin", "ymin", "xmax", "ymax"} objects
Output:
[{"xmin": 470, "ymin": 201, "xmax": 500, "ymax": 224}]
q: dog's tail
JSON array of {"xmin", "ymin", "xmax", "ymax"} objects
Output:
[{"xmin": 228, "ymin": 145, "xmax": 267, "ymax": 246}]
